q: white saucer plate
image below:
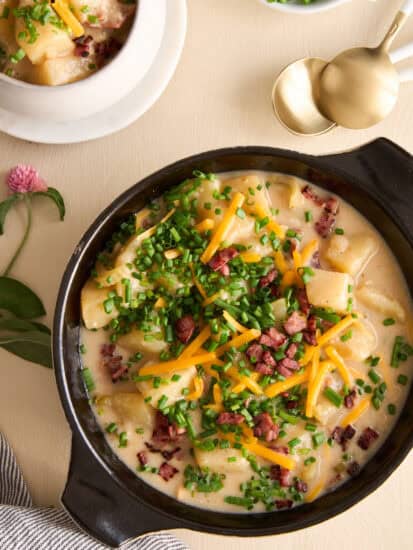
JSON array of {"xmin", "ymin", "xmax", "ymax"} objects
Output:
[{"xmin": 0, "ymin": 0, "xmax": 187, "ymax": 145}]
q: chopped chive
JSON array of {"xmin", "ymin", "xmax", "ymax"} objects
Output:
[
  {"xmin": 383, "ymin": 318, "xmax": 395, "ymax": 326},
  {"xmin": 305, "ymin": 211, "xmax": 312, "ymax": 223},
  {"xmin": 312, "ymin": 432, "xmax": 325, "ymax": 448},
  {"xmin": 118, "ymin": 431, "xmax": 128, "ymax": 448},
  {"xmin": 387, "ymin": 403, "xmax": 397, "ymax": 415},
  {"xmin": 323, "ymin": 387, "xmax": 343, "ymax": 408},
  {"xmin": 368, "ymin": 369, "xmax": 381, "ymax": 385},
  {"xmin": 106, "ymin": 422, "xmax": 117, "ymax": 434},
  {"xmin": 335, "ymin": 228, "xmax": 345, "ymax": 235},
  {"xmin": 397, "ymin": 374, "xmax": 408, "ymax": 386},
  {"xmin": 81, "ymin": 368, "xmax": 95, "ymax": 392}
]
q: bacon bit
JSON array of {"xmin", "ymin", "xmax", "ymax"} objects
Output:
[
  {"xmin": 262, "ymin": 350, "xmax": 276, "ymax": 366},
  {"xmin": 325, "ymin": 197, "xmax": 339, "ymax": 214},
  {"xmin": 144, "ymin": 442, "xmax": 182, "ymax": 461},
  {"xmin": 285, "ymin": 400, "xmax": 298, "ymax": 410},
  {"xmin": 310, "ymin": 250, "xmax": 321, "ymax": 269},
  {"xmin": 161, "ymin": 447, "xmax": 182, "ymax": 461},
  {"xmin": 259, "ymin": 327, "xmax": 287, "ymax": 350},
  {"xmin": 175, "ymin": 315, "xmax": 196, "ymax": 344},
  {"xmin": 283, "ymin": 311, "xmax": 307, "ymax": 336},
  {"xmin": 294, "ymin": 479, "xmax": 308, "ymax": 493},
  {"xmin": 332, "ymin": 424, "xmax": 356, "ymax": 450},
  {"xmin": 159, "ymin": 462, "xmax": 178, "ymax": 481},
  {"xmin": 316, "ymin": 210, "xmax": 337, "ymax": 238},
  {"xmin": 270, "ymin": 465, "xmax": 291, "ymax": 487},
  {"xmin": 246, "ymin": 343, "xmax": 264, "ymax": 363},
  {"xmin": 137, "ymin": 451, "xmax": 148, "ymax": 467},
  {"xmin": 100, "ymin": 343, "xmax": 126, "ymax": 382},
  {"xmin": 208, "ymin": 247, "xmax": 238, "ymax": 276},
  {"xmin": 253, "ymin": 412, "xmax": 279, "ymax": 442},
  {"xmin": 302, "ymin": 185, "xmax": 325, "ymax": 207},
  {"xmin": 285, "ymin": 343, "xmax": 298, "ymax": 360},
  {"xmin": 276, "ymin": 357, "xmax": 300, "ymax": 378},
  {"xmin": 216, "ymin": 412, "xmax": 244, "ymax": 425},
  {"xmin": 270, "ymin": 285, "xmax": 281, "ymax": 298},
  {"xmin": 347, "ymin": 461, "xmax": 361, "ymax": 477},
  {"xmin": 152, "ymin": 411, "xmax": 184, "ymax": 445},
  {"xmin": 74, "ymin": 35, "xmax": 93, "ymax": 58},
  {"xmin": 255, "ymin": 363, "xmax": 274, "ymax": 375},
  {"xmin": 303, "ymin": 314, "xmax": 317, "ymax": 346},
  {"xmin": 344, "ymin": 388, "xmax": 357, "ymax": 409},
  {"xmin": 259, "ymin": 268, "xmax": 278, "ymax": 288},
  {"xmin": 357, "ymin": 427, "xmax": 379, "ymax": 450},
  {"xmin": 275, "ymin": 499, "xmax": 293, "ymax": 510},
  {"xmin": 296, "ymin": 288, "xmax": 310, "ymax": 316}
]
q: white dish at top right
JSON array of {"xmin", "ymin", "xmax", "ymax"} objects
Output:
[{"xmin": 258, "ymin": 0, "xmax": 350, "ymax": 14}]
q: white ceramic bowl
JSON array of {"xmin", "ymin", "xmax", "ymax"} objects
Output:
[
  {"xmin": 258, "ymin": 0, "xmax": 350, "ymax": 14},
  {"xmin": 0, "ymin": 0, "xmax": 166, "ymax": 122}
]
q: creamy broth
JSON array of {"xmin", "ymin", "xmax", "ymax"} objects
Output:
[
  {"xmin": 80, "ymin": 171, "xmax": 412, "ymax": 513},
  {"xmin": 0, "ymin": 0, "xmax": 134, "ymax": 85}
]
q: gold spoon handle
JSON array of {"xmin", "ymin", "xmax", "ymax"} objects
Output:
[{"xmin": 380, "ymin": 0, "xmax": 413, "ymax": 52}]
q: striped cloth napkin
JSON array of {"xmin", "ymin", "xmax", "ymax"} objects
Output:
[{"xmin": 0, "ymin": 432, "xmax": 189, "ymax": 549}]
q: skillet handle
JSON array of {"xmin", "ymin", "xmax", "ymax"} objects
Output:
[
  {"xmin": 61, "ymin": 434, "xmax": 180, "ymax": 548},
  {"xmin": 318, "ymin": 137, "xmax": 413, "ymax": 237}
]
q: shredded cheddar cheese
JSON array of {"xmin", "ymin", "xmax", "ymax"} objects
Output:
[
  {"xmin": 265, "ymin": 370, "xmax": 310, "ymax": 398},
  {"xmin": 274, "ymin": 249, "xmax": 288, "ymax": 274},
  {"xmin": 292, "ymin": 249, "xmax": 303, "ymax": 270},
  {"xmin": 244, "ymin": 442, "xmax": 296, "ymax": 470},
  {"xmin": 325, "ymin": 346, "xmax": 353, "ymax": 387},
  {"xmin": 203, "ymin": 291, "xmax": 221, "ymax": 307},
  {"xmin": 252, "ymin": 204, "xmax": 286, "ymax": 240},
  {"xmin": 301, "ymin": 239, "xmax": 319, "ymax": 266},
  {"xmin": 181, "ymin": 326, "xmax": 211, "ymax": 358},
  {"xmin": 310, "ymin": 346, "xmax": 320, "ymax": 384},
  {"xmin": 52, "ymin": 0, "xmax": 84, "ymax": 38},
  {"xmin": 194, "ymin": 218, "xmax": 215, "ymax": 232},
  {"xmin": 239, "ymin": 251, "xmax": 262, "ymax": 263},
  {"xmin": 340, "ymin": 397, "xmax": 370, "ymax": 427},
  {"xmin": 215, "ymin": 328, "xmax": 261, "ymax": 356},
  {"xmin": 139, "ymin": 352, "xmax": 216, "ymax": 376},
  {"xmin": 154, "ymin": 297, "xmax": 166, "ymax": 309},
  {"xmin": 306, "ymin": 445, "xmax": 330, "ymax": 502},
  {"xmin": 186, "ymin": 376, "xmax": 204, "ymax": 401},
  {"xmin": 306, "ymin": 360, "xmax": 334, "ymax": 418},
  {"xmin": 317, "ymin": 315, "xmax": 356, "ymax": 347},
  {"xmin": 201, "ymin": 192, "xmax": 245, "ymax": 264},
  {"xmin": 223, "ymin": 310, "xmax": 248, "ymax": 333},
  {"xmin": 281, "ymin": 269, "xmax": 297, "ymax": 289}
]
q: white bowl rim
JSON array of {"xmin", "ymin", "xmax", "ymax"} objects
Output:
[
  {"xmin": 0, "ymin": 0, "xmax": 148, "ymax": 91},
  {"xmin": 257, "ymin": 0, "xmax": 350, "ymax": 14}
]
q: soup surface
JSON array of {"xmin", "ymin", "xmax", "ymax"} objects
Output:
[
  {"xmin": 80, "ymin": 171, "xmax": 412, "ymax": 513},
  {"xmin": 0, "ymin": 0, "xmax": 135, "ymax": 85}
]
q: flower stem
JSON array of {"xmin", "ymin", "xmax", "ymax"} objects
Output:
[{"xmin": 3, "ymin": 194, "xmax": 32, "ymax": 277}]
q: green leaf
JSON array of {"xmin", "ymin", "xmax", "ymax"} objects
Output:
[
  {"xmin": 0, "ymin": 330, "xmax": 52, "ymax": 368},
  {"xmin": 0, "ymin": 194, "xmax": 19, "ymax": 235},
  {"xmin": 0, "ymin": 318, "xmax": 50, "ymax": 334},
  {"xmin": 33, "ymin": 187, "xmax": 65, "ymax": 221},
  {"xmin": 0, "ymin": 277, "xmax": 46, "ymax": 319}
]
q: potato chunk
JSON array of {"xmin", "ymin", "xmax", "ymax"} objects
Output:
[
  {"xmin": 99, "ymin": 392, "xmax": 154, "ymax": 429},
  {"xmin": 194, "ymin": 448, "xmax": 249, "ymax": 474},
  {"xmin": 305, "ymin": 269, "xmax": 353, "ymax": 313},
  {"xmin": 137, "ymin": 367, "xmax": 196, "ymax": 408},
  {"xmin": 223, "ymin": 175, "xmax": 270, "ymax": 213},
  {"xmin": 271, "ymin": 298, "xmax": 288, "ymax": 325},
  {"xmin": 15, "ymin": 1, "xmax": 75, "ymax": 65},
  {"xmin": 33, "ymin": 56, "xmax": 89, "ymax": 86},
  {"xmin": 81, "ymin": 279, "xmax": 117, "ymax": 329},
  {"xmin": 333, "ymin": 320, "xmax": 377, "ymax": 361},
  {"xmin": 325, "ymin": 234, "xmax": 378, "ymax": 277},
  {"xmin": 356, "ymin": 284, "xmax": 405, "ymax": 323},
  {"xmin": 117, "ymin": 328, "xmax": 168, "ymax": 355}
]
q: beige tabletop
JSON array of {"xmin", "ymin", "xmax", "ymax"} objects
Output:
[{"xmin": 1, "ymin": 0, "xmax": 412, "ymax": 548}]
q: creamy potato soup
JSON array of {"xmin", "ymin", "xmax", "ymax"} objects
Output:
[
  {"xmin": 80, "ymin": 171, "xmax": 412, "ymax": 513},
  {"xmin": 0, "ymin": 0, "xmax": 135, "ymax": 85}
]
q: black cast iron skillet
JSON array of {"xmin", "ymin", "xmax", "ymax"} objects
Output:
[{"xmin": 53, "ymin": 138, "xmax": 413, "ymax": 548}]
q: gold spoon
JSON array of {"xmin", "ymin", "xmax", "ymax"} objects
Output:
[
  {"xmin": 317, "ymin": 0, "xmax": 413, "ymax": 129},
  {"xmin": 272, "ymin": 1, "xmax": 413, "ymax": 136},
  {"xmin": 272, "ymin": 57, "xmax": 336, "ymax": 136}
]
